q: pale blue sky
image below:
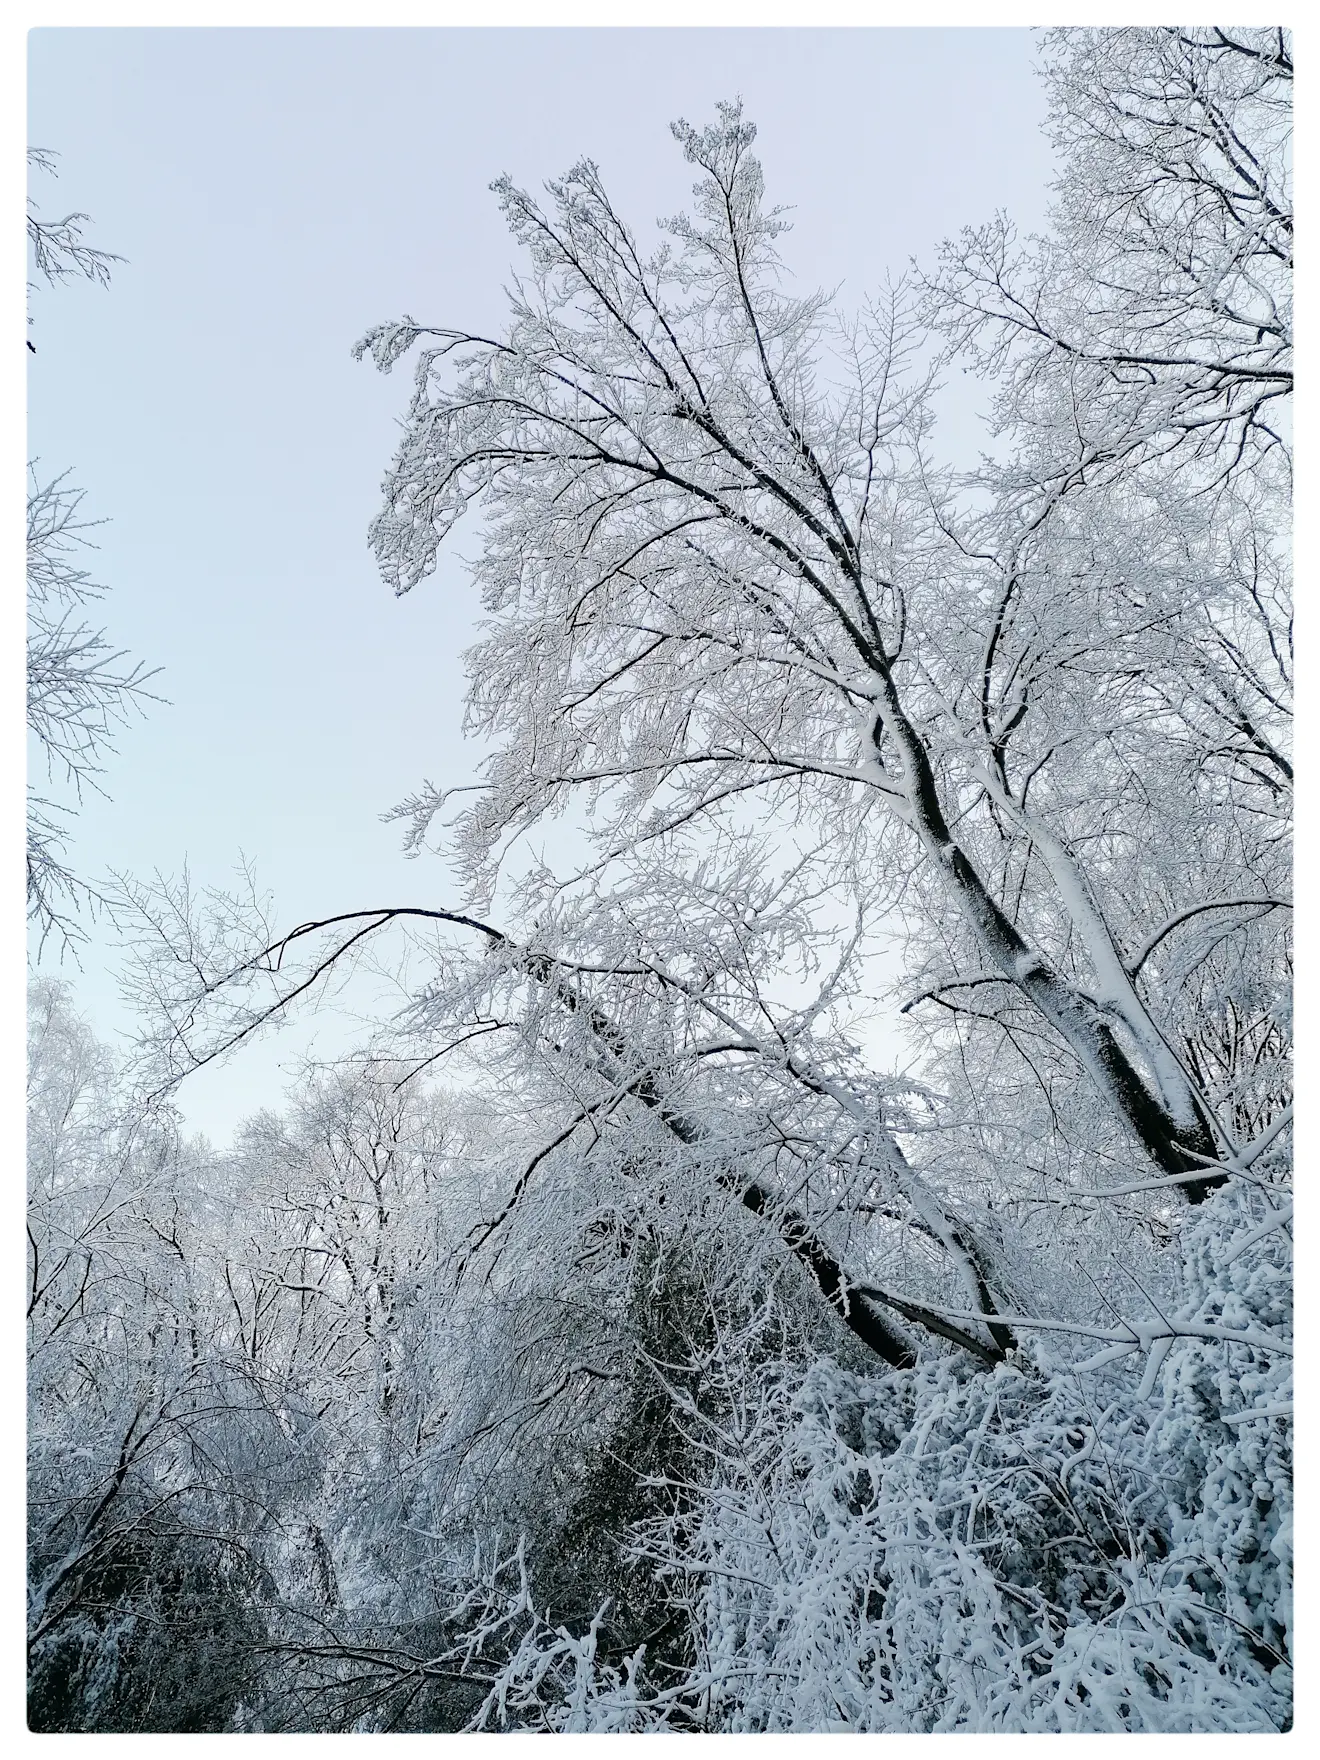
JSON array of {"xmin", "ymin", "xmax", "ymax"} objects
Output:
[{"xmin": 28, "ymin": 27, "xmax": 1054, "ymax": 1141}]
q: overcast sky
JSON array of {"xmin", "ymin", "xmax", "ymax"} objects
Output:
[{"xmin": 28, "ymin": 27, "xmax": 1055, "ymax": 1142}]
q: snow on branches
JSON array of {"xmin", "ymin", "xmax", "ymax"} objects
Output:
[{"xmin": 72, "ymin": 26, "xmax": 1290, "ymax": 1732}]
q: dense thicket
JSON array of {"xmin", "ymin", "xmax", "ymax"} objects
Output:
[{"xmin": 31, "ymin": 26, "xmax": 1290, "ymax": 1732}]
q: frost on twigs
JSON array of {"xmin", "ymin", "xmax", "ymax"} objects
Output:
[
  {"xmin": 352, "ymin": 316, "xmax": 427, "ymax": 375},
  {"xmin": 27, "ymin": 470, "xmax": 160, "ymax": 961},
  {"xmin": 35, "ymin": 27, "xmax": 1290, "ymax": 1733}
]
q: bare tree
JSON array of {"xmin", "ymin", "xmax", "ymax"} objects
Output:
[
  {"xmin": 26, "ymin": 153, "xmax": 156, "ymax": 958},
  {"xmin": 27, "ymin": 472, "xmax": 158, "ymax": 956},
  {"xmin": 27, "ymin": 147, "xmax": 121, "ymax": 344}
]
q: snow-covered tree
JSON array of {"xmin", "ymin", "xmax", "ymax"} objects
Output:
[
  {"xmin": 56, "ymin": 25, "xmax": 1289, "ymax": 1732},
  {"xmin": 27, "ymin": 473, "xmax": 158, "ymax": 956},
  {"xmin": 27, "ymin": 151, "xmax": 154, "ymax": 959}
]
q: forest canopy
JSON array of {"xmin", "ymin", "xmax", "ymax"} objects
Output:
[{"xmin": 29, "ymin": 26, "xmax": 1292, "ymax": 1734}]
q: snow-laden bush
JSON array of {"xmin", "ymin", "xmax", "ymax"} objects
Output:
[{"xmin": 462, "ymin": 1187, "xmax": 1289, "ymax": 1733}]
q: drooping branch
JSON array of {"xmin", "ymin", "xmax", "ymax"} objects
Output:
[
  {"xmin": 1126, "ymin": 897, "xmax": 1291, "ymax": 981},
  {"xmin": 131, "ymin": 900, "xmax": 1021, "ymax": 1369}
]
